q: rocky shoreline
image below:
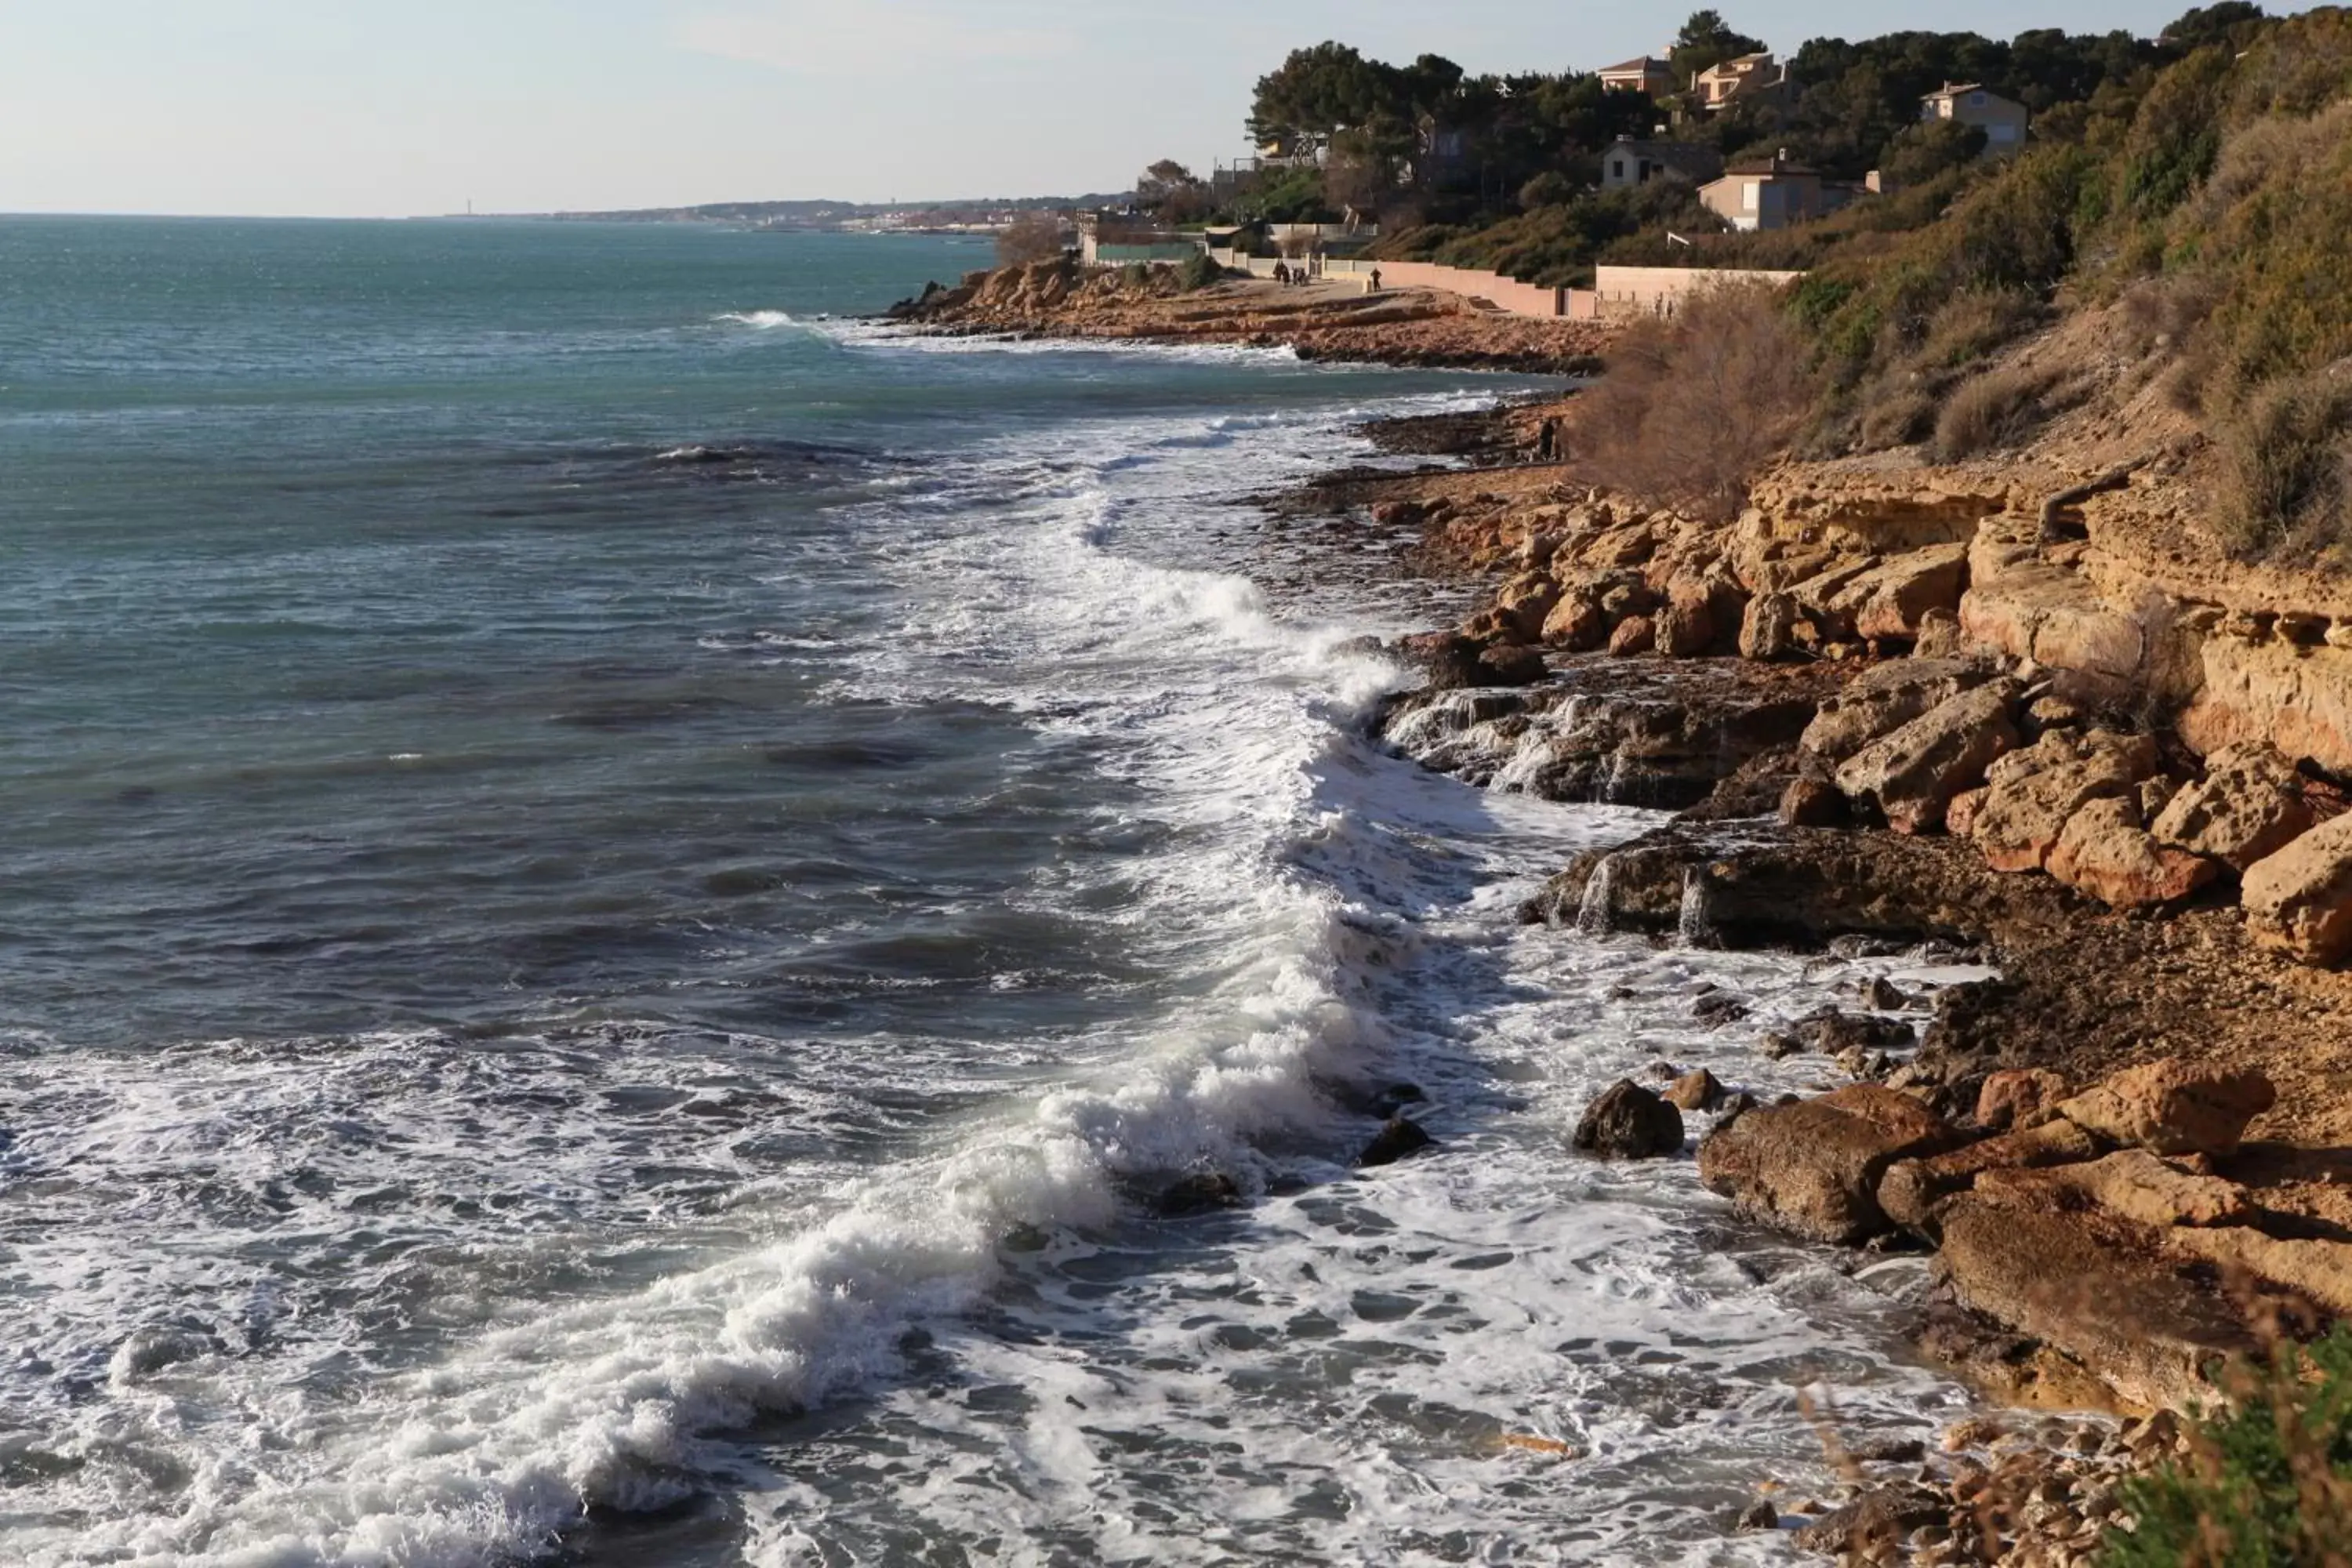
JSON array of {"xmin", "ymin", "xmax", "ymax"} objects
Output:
[
  {"xmin": 1264, "ymin": 385, "xmax": 2352, "ymax": 1563},
  {"xmin": 884, "ymin": 260, "xmax": 1610, "ymax": 375}
]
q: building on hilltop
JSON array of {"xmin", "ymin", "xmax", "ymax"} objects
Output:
[
  {"xmin": 1596, "ymin": 55, "xmax": 1676, "ymax": 96},
  {"xmin": 1599, "ymin": 135, "xmax": 1725, "ymax": 190},
  {"xmin": 1921, "ymin": 82, "xmax": 2031, "ymax": 156},
  {"xmin": 1699, "ymin": 150, "xmax": 1856, "ymax": 230},
  {"xmin": 1692, "ymin": 52, "xmax": 1797, "ymax": 114}
]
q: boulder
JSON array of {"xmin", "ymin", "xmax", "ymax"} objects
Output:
[
  {"xmin": 1969, "ymin": 729, "xmax": 2161, "ymax": 874},
  {"xmin": 2056, "ymin": 1058, "xmax": 2275, "ymax": 1159},
  {"xmin": 1846, "ymin": 544, "xmax": 1971, "ymax": 641},
  {"xmin": 1876, "ymin": 1117, "xmax": 2102, "ymax": 1232},
  {"xmin": 1791, "ymin": 1487, "xmax": 1944, "ymax": 1555},
  {"xmin": 2166, "ymin": 1228, "xmax": 2352, "ymax": 1319},
  {"xmin": 1654, "ymin": 580, "xmax": 1716, "ymax": 659},
  {"xmin": 1937, "ymin": 1195, "xmax": 2259, "ymax": 1412},
  {"xmin": 1539, "ymin": 586, "xmax": 1609, "ymax": 651},
  {"xmin": 2242, "ymin": 813, "xmax": 2352, "ymax": 966},
  {"xmin": 1799, "ymin": 659, "xmax": 1994, "ymax": 762},
  {"xmin": 1944, "ymin": 785, "xmax": 1989, "ymax": 838},
  {"xmin": 1573, "ymin": 1080, "xmax": 1686, "ymax": 1159},
  {"xmin": 1738, "ymin": 591, "xmax": 1802, "ymax": 661},
  {"xmin": 1157, "ymin": 1173, "xmax": 1244, "ymax": 1216},
  {"xmin": 2045, "ymin": 797, "xmax": 2219, "ymax": 908},
  {"xmin": 1834, "ymin": 681, "xmax": 2021, "ymax": 835},
  {"xmin": 1697, "ymin": 1084, "xmax": 1964, "ymax": 1243},
  {"xmin": 1912, "ymin": 607, "xmax": 1966, "ymax": 659},
  {"xmin": 1663, "ymin": 1067, "xmax": 1727, "ymax": 1112},
  {"xmin": 1777, "ymin": 775, "xmax": 1847, "ymax": 827},
  {"xmin": 1974, "ymin": 1149, "xmax": 2255, "ymax": 1229},
  {"xmin": 1490, "ymin": 572, "xmax": 1563, "ymax": 641},
  {"xmin": 1606, "ymin": 615, "xmax": 1656, "ymax": 657},
  {"xmin": 1477, "ymin": 643, "xmax": 1549, "ymax": 687},
  {"xmin": 1360, "ymin": 1116, "xmax": 1436, "ymax": 1167},
  {"xmin": 1975, "ymin": 1068, "xmax": 2073, "ymax": 1132}
]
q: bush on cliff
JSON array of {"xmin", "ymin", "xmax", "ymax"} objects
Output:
[
  {"xmin": 2100, "ymin": 1326, "xmax": 2352, "ymax": 1568},
  {"xmin": 1568, "ymin": 283, "xmax": 1814, "ymax": 521}
]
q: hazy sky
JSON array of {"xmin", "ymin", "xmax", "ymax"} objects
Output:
[{"xmin": 0, "ymin": 0, "xmax": 2190, "ymax": 217}]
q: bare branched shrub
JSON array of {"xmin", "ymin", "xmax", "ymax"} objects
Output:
[
  {"xmin": 1854, "ymin": 376, "xmax": 1941, "ymax": 450},
  {"xmin": 1921, "ymin": 287, "xmax": 2046, "ymax": 370},
  {"xmin": 1934, "ymin": 364, "xmax": 2089, "ymax": 461},
  {"xmin": 2216, "ymin": 370, "xmax": 2352, "ymax": 560},
  {"xmin": 2118, "ymin": 274, "xmax": 2223, "ymax": 358},
  {"xmin": 996, "ymin": 212, "xmax": 1068, "ymax": 267},
  {"xmin": 1570, "ymin": 285, "xmax": 1817, "ymax": 521}
]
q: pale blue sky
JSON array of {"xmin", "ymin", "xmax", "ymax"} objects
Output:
[{"xmin": 0, "ymin": 0, "xmax": 2190, "ymax": 216}]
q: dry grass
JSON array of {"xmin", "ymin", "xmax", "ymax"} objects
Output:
[
  {"xmin": 1568, "ymin": 284, "xmax": 1816, "ymax": 521},
  {"xmin": 1933, "ymin": 363, "xmax": 2089, "ymax": 461},
  {"xmin": 2213, "ymin": 370, "xmax": 2352, "ymax": 561}
]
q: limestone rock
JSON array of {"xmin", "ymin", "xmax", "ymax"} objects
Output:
[
  {"xmin": 1969, "ymin": 729, "xmax": 2161, "ymax": 873},
  {"xmin": 1912, "ymin": 606, "xmax": 1965, "ymax": 659},
  {"xmin": 1157, "ymin": 1173, "xmax": 1243, "ymax": 1216},
  {"xmin": 1976, "ymin": 1068, "xmax": 2073, "ymax": 1132},
  {"xmin": 1573, "ymin": 1080, "xmax": 1686, "ymax": 1159},
  {"xmin": 2056, "ymin": 1058, "xmax": 2275, "ymax": 1159},
  {"xmin": 2180, "ymin": 636, "xmax": 2352, "ymax": 777},
  {"xmin": 1697, "ymin": 1084, "xmax": 1963, "ymax": 1243},
  {"xmin": 1835, "ymin": 681, "xmax": 2022, "ymax": 835},
  {"xmin": 1846, "ymin": 544, "xmax": 1971, "ymax": 641},
  {"xmin": 1477, "ymin": 642, "xmax": 1549, "ymax": 688},
  {"xmin": 2241, "ymin": 812, "xmax": 2352, "ymax": 966},
  {"xmin": 1606, "ymin": 615, "xmax": 1656, "ymax": 657},
  {"xmin": 1877, "ymin": 1117, "xmax": 2101, "ymax": 1232},
  {"xmin": 1738, "ymin": 591, "xmax": 1801, "ymax": 661},
  {"xmin": 1778, "ymin": 775, "xmax": 1846, "ymax": 827},
  {"xmin": 1539, "ymin": 586, "xmax": 1609, "ymax": 651},
  {"xmin": 2046, "ymin": 797, "xmax": 2219, "ymax": 908},
  {"xmin": 1975, "ymin": 1149, "xmax": 2254, "ymax": 1229},
  {"xmin": 1490, "ymin": 572, "xmax": 1562, "ymax": 641},
  {"xmin": 1654, "ymin": 579, "xmax": 1715, "ymax": 659},
  {"xmin": 2166, "ymin": 1228, "xmax": 2352, "ymax": 1319},
  {"xmin": 1791, "ymin": 1486, "xmax": 1944, "ymax": 1554},
  {"xmin": 1800, "ymin": 658, "xmax": 1994, "ymax": 762},
  {"xmin": 1937, "ymin": 1195, "xmax": 2257, "ymax": 1412}
]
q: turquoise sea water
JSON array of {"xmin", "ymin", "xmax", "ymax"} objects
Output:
[{"xmin": 0, "ymin": 218, "xmax": 1957, "ymax": 1566}]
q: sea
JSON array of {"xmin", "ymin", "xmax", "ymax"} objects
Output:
[{"xmin": 0, "ymin": 218, "xmax": 1970, "ymax": 1566}]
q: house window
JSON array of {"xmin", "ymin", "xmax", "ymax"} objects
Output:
[
  {"xmin": 1969, "ymin": 91, "xmax": 1986, "ymax": 106},
  {"xmin": 1989, "ymin": 123, "xmax": 2019, "ymax": 143},
  {"xmin": 1611, "ymin": 158, "xmax": 1628, "ymax": 179},
  {"xmin": 1742, "ymin": 181, "xmax": 1759, "ymax": 211}
]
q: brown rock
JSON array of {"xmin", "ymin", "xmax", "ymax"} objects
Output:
[
  {"xmin": 1791, "ymin": 1487, "xmax": 1943, "ymax": 1554},
  {"xmin": 1739, "ymin": 591, "xmax": 1801, "ymax": 661},
  {"xmin": 1490, "ymin": 572, "xmax": 1562, "ymax": 641},
  {"xmin": 1697, "ymin": 1084, "xmax": 1964, "ymax": 1243},
  {"xmin": 1976, "ymin": 1069, "xmax": 2074, "ymax": 1133},
  {"xmin": 2180, "ymin": 637, "xmax": 2352, "ymax": 777},
  {"xmin": 1835, "ymin": 681, "xmax": 2022, "ymax": 835},
  {"xmin": 2165, "ymin": 1228, "xmax": 2352, "ymax": 1318},
  {"xmin": 1779, "ymin": 775, "xmax": 1847, "ymax": 827},
  {"xmin": 1663, "ymin": 1067, "xmax": 1726, "ymax": 1112},
  {"xmin": 1606, "ymin": 615, "xmax": 1656, "ymax": 657},
  {"xmin": 1655, "ymin": 580, "xmax": 1715, "ymax": 659},
  {"xmin": 2056, "ymin": 1058, "xmax": 2276, "ymax": 1159},
  {"xmin": 1800, "ymin": 659, "xmax": 1994, "ymax": 762},
  {"xmin": 1847, "ymin": 544, "xmax": 1971, "ymax": 641},
  {"xmin": 1974, "ymin": 1149, "xmax": 2255, "ymax": 1229},
  {"xmin": 1937, "ymin": 1195, "xmax": 2258, "ymax": 1412},
  {"xmin": 1539, "ymin": 586, "xmax": 1609, "ymax": 651},
  {"xmin": 1944, "ymin": 786, "xmax": 1989, "ymax": 838},
  {"xmin": 1476, "ymin": 642, "xmax": 1549, "ymax": 687},
  {"xmin": 1913, "ymin": 607, "xmax": 1965, "ymax": 659},
  {"xmin": 2045, "ymin": 797, "xmax": 2220, "ymax": 908},
  {"xmin": 1969, "ymin": 730, "xmax": 2161, "ymax": 874},
  {"xmin": 1878, "ymin": 1118, "xmax": 2102, "ymax": 1232},
  {"xmin": 2242, "ymin": 813, "xmax": 2352, "ymax": 966},
  {"xmin": 1573, "ymin": 1079, "xmax": 1686, "ymax": 1159},
  {"xmin": 1360, "ymin": 1116, "xmax": 1435, "ymax": 1167}
]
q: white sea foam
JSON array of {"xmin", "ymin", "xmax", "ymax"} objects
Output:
[{"xmin": 715, "ymin": 310, "xmax": 800, "ymax": 330}]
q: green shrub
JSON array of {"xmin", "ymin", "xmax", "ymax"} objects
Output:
[
  {"xmin": 2100, "ymin": 1327, "xmax": 2352, "ymax": 1568},
  {"xmin": 1174, "ymin": 251, "xmax": 1225, "ymax": 292}
]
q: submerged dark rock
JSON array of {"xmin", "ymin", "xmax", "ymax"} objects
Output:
[
  {"xmin": 1156, "ymin": 1173, "xmax": 1244, "ymax": 1217},
  {"xmin": 1360, "ymin": 1116, "xmax": 1436, "ymax": 1167}
]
